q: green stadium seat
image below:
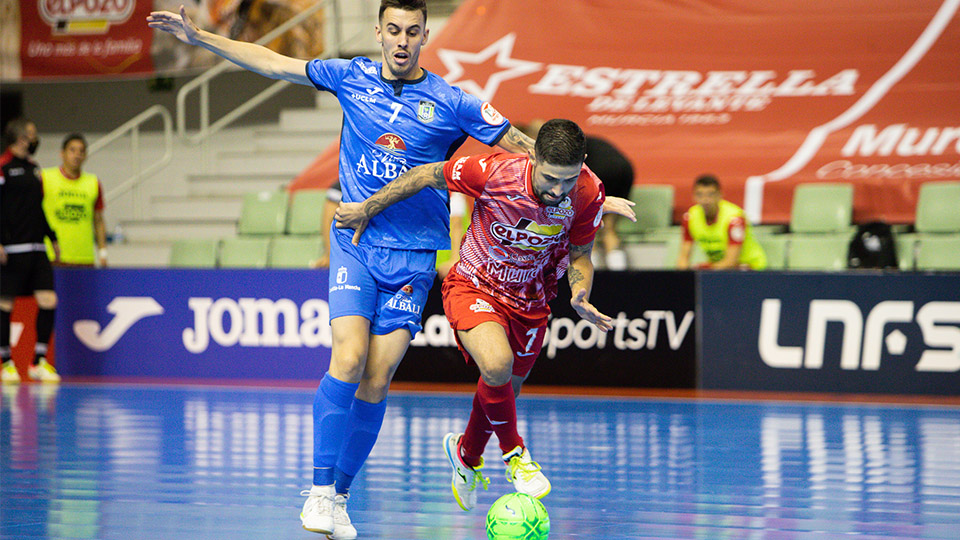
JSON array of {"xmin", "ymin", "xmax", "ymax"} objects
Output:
[
  {"xmin": 757, "ymin": 234, "xmax": 788, "ymax": 270},
  {"xmin": 238, "ymin": 190, "xmax": 289, "ymax": 235},
  {"xmin": 286, "ymin": 189, "xmax": 327, "ymax": 235},
  {"xmin": 786, "ymin": 233, "xmax": 849, "ymax": 270},
  {"xmin": 662, "ymin": 234, "xmax": 708, "ymax": 269},
  {"xmin": 915, "ymin": 181, "xmax": 960, "ymax": 233},
  {"xmin": 219, "ymin": 236, "xmax": 270, "ymax": 268},
  {"xmin": 896, "ymin": 233, "xmax": 917, "ymax": 271},
  {"xmin": 752, "ymin": 224, "xmax": 788, "ymax": 237},
  {"xmin": 168, "ymin": 238, "xmax": 218, "ymax": 268},
  {"xmin": 269, "ymin": 236, "xmax": 323, "ymax": 268},
  {"xmin": 915, "ymin": 234, "xmax": 960, "ymax": 270},
  {"xmin": 790, "ymin": 183, "xmax": 853, "ymax": 233},
  {"xmin": 615, "ymin": 185, "xmax": 675, "ymax": 240}
]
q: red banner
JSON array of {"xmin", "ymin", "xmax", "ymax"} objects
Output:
[
  {"xmin": 292, "ymin": 0, "xmax": 960, "ymax": 225},
  {"xmin": 18, "ymin": 0, "xmax": 155, "ymax": 78},
  {"xmin": 3, "ymin": 1, "xmax": 325, "ymax": 80}
]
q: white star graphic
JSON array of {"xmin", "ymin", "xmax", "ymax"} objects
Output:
[{"xmin": 437, "ymin": 33, "xmax": 542, "ymax": 102}]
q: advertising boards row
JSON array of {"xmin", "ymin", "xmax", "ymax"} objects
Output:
[{"xmin": 12, "ymin": 268, "xmax": 957, "ymax": 395}]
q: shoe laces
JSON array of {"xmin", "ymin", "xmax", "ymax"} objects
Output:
[
  {"xmin": 300, "ymin": 489, "xmax": 334, "ymax": 514},
  {"xmin": 469, "ymin": 461, "xmax": 491, "ymax": 492},
  {"xmin": 507, "ymin": 455, "xmax": 543, "ymax": 482},
  {"xmin": 332, "ymin": 494, "xmax": 352, "ymax": 525}
]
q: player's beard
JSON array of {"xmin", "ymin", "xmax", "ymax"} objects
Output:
[{"xmin": 386, "ymin": 48, "xmax": 420, "ymax": 80}]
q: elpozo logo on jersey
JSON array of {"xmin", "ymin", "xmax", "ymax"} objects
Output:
[
  {"xmin": 490, "ymin": 218, "xmax": 563, "ymax": 251},
  {"xmin": 544, "ymin": 197, "xmax": 575, "ymax": 219}
]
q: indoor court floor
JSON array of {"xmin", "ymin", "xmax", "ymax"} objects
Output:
[{"xmin": 2, "ymin": 382, "xmax": 958, "ymax": 540}]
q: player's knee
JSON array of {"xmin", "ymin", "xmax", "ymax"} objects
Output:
[
  {"xmin": 330, "ymin": 347, "xmax": 367, "ymax": 381},
  {"xmin": 480, "ymin": 360, "xmax": 513, "ymax": 387},
  {"xmin": 357, "ymin": 376, "xmax": 390, "ymax": 403}
]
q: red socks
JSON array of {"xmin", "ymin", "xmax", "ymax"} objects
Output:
[
  {"xmin": 460, "ymin": 378, "xmax": 523, "ymax": 466},
  {"xmin": 460, "ymin": 391, "xmax": 492, "ymax": 467}
]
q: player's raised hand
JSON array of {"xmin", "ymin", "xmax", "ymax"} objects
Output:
[
  {"xmin": 570, "ymin": 288, "xmax": 614, "ymax": 331},
  {"xmin": 147, "ymin": 5, "xmax": 200, "ymax": 45},
  {"xmin": 334, "ymin": 202, "xmax": 370, "ymax": 245},
  {"xmin": 602, "ymin": 196, "xmax": 637, "ymax": 222}
]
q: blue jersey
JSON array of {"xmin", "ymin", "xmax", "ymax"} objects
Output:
[{"xmin": 306, "ymin": 57, "xmax": 510, "ymax": 250}]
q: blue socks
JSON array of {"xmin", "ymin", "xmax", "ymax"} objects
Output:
[
  {"xmin": 335, "ymin": 397, "xmax": 387, "ymax": 494},
  {"xmin": 313, "ymin": 374, "xmax": 358, "ymax": 486}
]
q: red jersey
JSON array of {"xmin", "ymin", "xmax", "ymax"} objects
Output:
[{"xmin": 442, "ymin": 152, "xmax": 605, "ymax": 311}]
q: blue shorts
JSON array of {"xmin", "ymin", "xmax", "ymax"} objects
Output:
[{"xmin": 328, "ymin": 228, "xmax": 436, "ymax": 336}]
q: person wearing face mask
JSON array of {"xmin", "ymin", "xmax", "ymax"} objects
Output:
[
  {"xmin": 1, "ymin": 118, "xmax": 61, "ymax": 384},
  {"xmin": 336, "ymin": 119, "xmax": 624, "ymax": 510}
]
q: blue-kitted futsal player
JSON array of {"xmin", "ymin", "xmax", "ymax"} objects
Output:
[{"xmin": 148, "ymin": 1, "xmax": 539, "ymax": 538}]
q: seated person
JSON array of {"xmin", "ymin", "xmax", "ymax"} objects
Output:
[{"xmin": 677, "ymin": 174, "xmax": 766, "ymax": 270}]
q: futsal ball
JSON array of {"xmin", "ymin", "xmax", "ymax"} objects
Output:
[{"xmin": 485, "ymin": 492, "xmax": 550, "ymax": 540}]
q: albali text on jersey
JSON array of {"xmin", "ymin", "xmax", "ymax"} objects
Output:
[
  {"xmin": 442, "ymin": 152, "xmax": 605, "ymax": 311},
  {"xmin": 306, "ymin": 57, "xmax": 510, "ymax": 250},
  {"xmin": 0, "ymin": 149, "xmax": 56, "ymax": 251}
]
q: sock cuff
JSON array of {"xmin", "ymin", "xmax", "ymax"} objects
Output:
[
  {"xmin": 350, "ymin": 397, "xmax": 387, "ymax": 422},
  {"xmin": 478, "ymin": 377, "xmax": 513, "ymax": 395},
  {"xmin": 320, "ymin": 374, "xmax": 359, "ymax": 408}
]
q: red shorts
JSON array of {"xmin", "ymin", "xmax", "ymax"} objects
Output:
[{"xmin": 441, "ymin": 273, "xmax": 550, "ymax": 378}]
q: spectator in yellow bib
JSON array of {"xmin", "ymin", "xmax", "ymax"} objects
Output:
[
  {"xmin": 42, "ymin": 134, "xmax": 108, "ymax": 267},
  {"xmin": 677, "ymin": 174, "xmax": 766, "ymax": 270}
]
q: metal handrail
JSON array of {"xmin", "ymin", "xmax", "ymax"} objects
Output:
[
  {"xmin": 176, "ymin": 0, "xmax": 339, "ymax": 145},
  {"xmin": 90, "ymin": 104, "xmax": 174, "ymax": 219}
]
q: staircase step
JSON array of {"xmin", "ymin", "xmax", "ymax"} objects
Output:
[
  {"xmin": 119, "ymin": 219, "xmax": 237, "ymax": 242},
  {"xmin": 253, "ymin": 129, "xmax": 339, "ymax": 152},
  {"xmin": 187, "ymin": 173, "xmax": 291, "ymax": 196},
  {"xmin": 279, "ymin": 108, "xmax": 343, "ymax": 131},
  {"xmin": 215, "ymin": 149, "xmax": 317, "ymax": 175},
  {"xmin": 151, "ymin": 195, "xmax": 243, "ymax": 220}
]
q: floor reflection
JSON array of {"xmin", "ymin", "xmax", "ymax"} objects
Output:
[{"xmin": 1, "ymin": 384, "xmax": 958, "ymax": 539}]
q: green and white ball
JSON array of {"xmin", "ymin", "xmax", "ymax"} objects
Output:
[{"xmin": 485, "ymin": 492, "xmax": 550, "ymax": 540}]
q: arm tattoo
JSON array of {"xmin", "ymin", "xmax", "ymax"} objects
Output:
[
  {"xmin": 498, "ymin": 125, "xmax": 535, "ymax": 154},
  {"xmin": 569, "ymin": 240, "xmax": 594, "ymax": 260},
  {"xmin": 567, "ymin": 266, "xmax": 585, "ymax": 288},
  {"xmin": 362, "ymin": 162, "xmax": 447, "ymax": 217}
]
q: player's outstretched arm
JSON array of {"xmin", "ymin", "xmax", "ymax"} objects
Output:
[
  {"xmin": 567, "ymin": 240, "xmax": 614, "ymax": 331},
  {"xmin": 602, "ymin": 196, "xmax": 636, "ymax": 222},
  {"xmin": 494, "ymin": 125, "xmax": 535, "ymax": 154},
  {"xmin": 147, "ymin": 5, "xmax": 310, "ymax": 85},
  {"xmin": 335, "ymin": 162, "xmax": 449, "ymax": 245}
]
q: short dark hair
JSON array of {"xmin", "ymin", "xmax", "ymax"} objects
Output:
[
  {"xmin": 379, "ymin": 0, "xmax": 427, "ymax": 24},
  {"xmin": 62, "ymin": 133, "xmax": 87, "ymax": 151},
  {"xmin": 3, "ymin": 117, "xmax": 32, "ymax": 149},
  {"xmin": 694, "ymin": 174, "xmax": 720, "ymax": 190},
  {"xmin": 534, "ymin": 119, "xmax": 586, "ymax": 166}
]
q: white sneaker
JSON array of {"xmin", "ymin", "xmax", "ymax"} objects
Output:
[
  {"xmin": 1, "ymin": 361, "xmax": 20, "ymax": 384},
  {"xmin": 503, "ymin": 446, "xmax": 551, "ymax": 499},
  {"xmin": 28, "ymin": 358, "xmax": 60, "ymax": 383},
  {"xmin": 443, "ymin": 432, "xmax": 489, "ymax": 511},
  {"xmin": 300, "ymin": 485, "xmax": 334, "ymax": 534},
  {"xmin": 326, "ymin": 493, "xmax": 357, "ymax": 540}
]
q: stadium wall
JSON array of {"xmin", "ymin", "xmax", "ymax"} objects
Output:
[{"xmin": 17, "ymin": 268, "xmax": 958, "ymax": 395}]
